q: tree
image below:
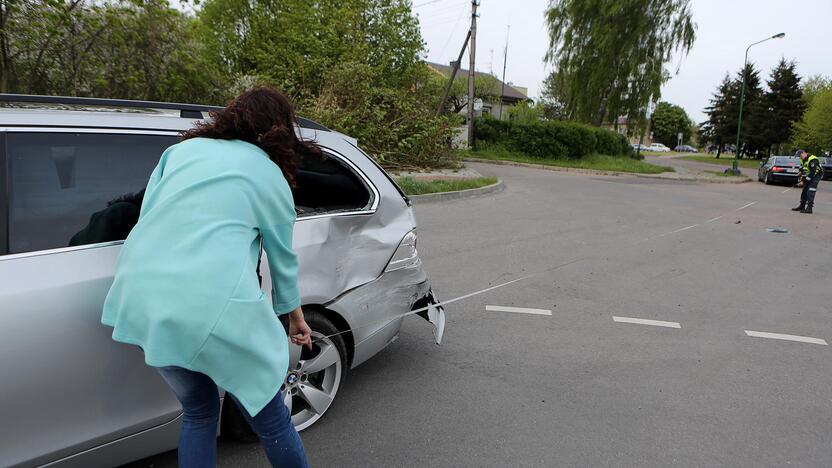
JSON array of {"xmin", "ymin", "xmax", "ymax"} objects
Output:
[
  {"xmin": 759, "ymin": 59, "xmax": 804, "ymax": 155},
  {"xmin": 430, "ymin": 72, "xmax": 500, "ymax": 115},
  {"xmin": 700, "ymin": 74, "xmax": 738, "ymax": 157},
  {"xmin": 544, "ymin": 0, "xmax": 696, "ymax": 126},
  {"xmin": 802, "ymin": 74, "xmax": 831, "ymax": 106},
  {"xmin": 198, "ymin": 0, "xmax": 455, "ymax": 167},
  {"xmin": 650, "ymin": 101, "xmax": 691, "ymax": 147},
  {"xmin": 737, "ymin": 63, "xmax": 766, "ymax": 158},
  {"xmin": 507, "ymin": 100, "xmax": 544, "ymax": 123},
  {"xmin": 792, "ymin": 87, "xmax": 832, "ymax": 155},
  {"xmin": 539, "ymin": 71, "xmax": 569, "ymax": 120},
  {"xmin": 0, "ymin": 1, "xmax": 223, "ymax": 103}
]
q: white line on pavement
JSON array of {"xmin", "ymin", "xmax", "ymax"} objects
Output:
[
  {"xmin": 612, "ymin": 316, "xmax": 681, "ymax": 328},
  {"xmin": 782, "ymin": 188, "xmax": 792, "ymax": 194},
  {"xmin": 744, "ymin": 330, "xmax": 828, "ymax": 346},
  {"xmin": 735, "ymin": 201, "xmax": 757, "ymax": 211},
  {"xmin": 706, "ymin": 215, "xmax": 724, "ymax": 223},
  {"xmin": 660, "ymin": 224, "xmax": 698, "ymax": 236},
  {"xmin": 485, "ymin": 305, "xmax": 552, "ymax": 316}
]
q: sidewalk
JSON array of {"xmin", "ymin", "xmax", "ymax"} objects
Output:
[{"xmin": 644, "ymin": 155, "xmax": 752, "ymax": 183}]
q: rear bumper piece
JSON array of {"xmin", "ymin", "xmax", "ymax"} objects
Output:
[{"xmin": 414, "ymin": 289, "xmax": 446, "ymax": 345}]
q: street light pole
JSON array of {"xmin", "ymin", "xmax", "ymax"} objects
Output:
[{"xmin": 729, "ymin": 32, "xmax": 785, "ymax": 175}]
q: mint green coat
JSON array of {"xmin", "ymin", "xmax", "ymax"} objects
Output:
[{"xmin": 102, "ymin": 138, "xmax": 300, "ymax": 416}]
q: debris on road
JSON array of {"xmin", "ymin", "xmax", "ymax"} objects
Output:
[{"xmin": 766, "ymin": 227, "xmax": 789, "ymax": 233}]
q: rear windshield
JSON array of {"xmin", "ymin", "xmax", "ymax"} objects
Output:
[{"xmin": 774, "ymin": 157, "xmax": 799, "ymax": 165}]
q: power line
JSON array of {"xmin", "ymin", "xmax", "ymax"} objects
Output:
[{"xmin": 413, "ymin": 0, "xmax": 443, "ymax": 8}]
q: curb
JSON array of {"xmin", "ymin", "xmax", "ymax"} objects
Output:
[
  {"xmin": 409, "ymin": 179, "xmax": 505, "ymax": 203},
  {"xmin": 464, "ymin": 158, "xmax": 751, "ymax": 184}
]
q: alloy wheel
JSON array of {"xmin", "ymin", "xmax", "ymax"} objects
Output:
[{"xmin": 283, "ymin": 331, "xmax": 343, "ymax": 431}]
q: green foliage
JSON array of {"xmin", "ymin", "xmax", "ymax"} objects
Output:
[
  {"xmin": 544, "ymin": 0, "xmax": 696, "ymax": 126},
  {"xmin": 760, "ymin": 59, "xmax": 804, "ymax": 153},
  {"xmin": 305, "ymin": 61, "xmax": 456, "ymax": 168},
  {"xmin": 0, "ymin": 0, "xmax": 225, "ymax": 102},
  {"xmin": 650, "ymin": 102, "xmax": 692, "ymax": 147},
  {"xmin": 539, "ymin": 71, "xmax": 569, "ymax": 120},
  {"xmin": 802, "ymin": 74, "xmax": 831, "ymax": 106},
  {"xmin": 468, "ymin": 147, "xmax": 673, "ymax": 174},
  {"xmin": 506, "ymin": 100, "xmax": 544, "ymax": 124},
  {"xmin": 395, "ymin": 176, "xmax": 498, "ymax": 195},
  {"xmin": 702, "ymin": 61, "xmax": 804, "ymax": 158},
  {"xmin": 1, "ymin": 0, "xmax": 457, "ymax": 169},
  {"xmin": 474, "ymin": 116, "xmax": 632, "ymax": 160},
  {"xmin": 426, "ymin": 69, "xmax": 500, "ymax": 115},
  {"xmin": 792, "ymin": 87, "xmax": 832, "ymax": 155}
]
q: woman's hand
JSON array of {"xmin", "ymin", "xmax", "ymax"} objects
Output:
[{"xmin": 288, "ymin": 307, "xmax": 312, "ymax": 350}]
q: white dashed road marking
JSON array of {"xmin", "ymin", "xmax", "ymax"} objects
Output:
[
  {"xmin": 782, "ymin": 188, "xmax": 792, "ymax": 194},
  {"xmin": 485, "ymin": 305, "xmax": 552, "ymax": 316},
  {"xmin": 735, "ymin": 201, "xmax": 757, "ymax": 211},
  {"xmin": 612, "ymin": 316, "xmax": 681, "ymax": 328},
  {"xmin": 706, "ymin": 215, "xmax": 724, "ymax": 223},
  {"xmin": 744, "ymin": 330, "xmax": 828, "ymax": 346}
]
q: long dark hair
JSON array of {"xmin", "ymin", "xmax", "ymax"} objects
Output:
[{"xmin": 181, "ymin": 86, "xmax": 321, "ymax": 186}]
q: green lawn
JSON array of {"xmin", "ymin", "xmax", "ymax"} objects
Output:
[
  {"xmin": 465, "ymin": 148, "xmax": 674, "ymax": 174},
  {"xmin": 680, "ymin": 155, "xmax": 762, "ymax": 169},
  {"xmin": 396, "ymin": 176, "xmax": 498, "ymax": 195}
]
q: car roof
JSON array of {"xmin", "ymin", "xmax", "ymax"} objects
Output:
[
  {"xmin": 0, "ymin": 94, "xmax": 363, "ymax": 149},
  {"xmin": 0, "ymin": 94, "xmax": 330, "ymax": 132}
]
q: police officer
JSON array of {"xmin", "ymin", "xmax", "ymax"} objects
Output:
[{"xmin": 792, "ymin": 149, "xmax": 823, "ymax": 214}]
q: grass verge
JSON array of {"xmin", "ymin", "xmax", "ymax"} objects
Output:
[
  {"xmin": 466, "ymin": 148, "xmax": 674, "ymax": 174},
  {"xmin": 396, "ymin": 176, "xmax": 498, "ymax": 195},
  {"xmin": 680, "ymin": 155, "xmax": 761, "ymax": 169}
]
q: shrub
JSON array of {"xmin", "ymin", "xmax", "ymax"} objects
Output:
[{"xmin": 474, "ymin": 116, "xmax": 632, "ymax": 159}]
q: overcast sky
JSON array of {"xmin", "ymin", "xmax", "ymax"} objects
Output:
[{"xmin": 415, "ymin": 0, "xmax": 832, "ymax": 123}]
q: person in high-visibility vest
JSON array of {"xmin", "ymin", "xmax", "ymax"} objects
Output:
[{"xmin": 792, "ymin": 149, "xmax": 823, "ymax": 214}]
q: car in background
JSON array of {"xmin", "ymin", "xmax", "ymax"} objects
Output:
[
  {"xmin": 631, "ymin": 143, "xmax": 650, "ymax": 152},
  {"xmin": 673, "ymin": 145, "xmax": 697, "ymax": 153},
  {"xmin": 0, "ymin": 94, "xmax": 446, "ymax": 467},
  {"xmin": 648, "ymin": 143, "xmax": 671, "ymax": 152},
  {"xmin": 821, "ymin": 156, "xmax": 832, "ymax": 181},
  {"xmin": 758, "ymin": 155, "xmax": 801, "ymax": 185}
]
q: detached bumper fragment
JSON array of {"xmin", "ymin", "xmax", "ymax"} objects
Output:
[{"xmin": 414, "ymin": 289, "xmax": 445, "ymax": 345}]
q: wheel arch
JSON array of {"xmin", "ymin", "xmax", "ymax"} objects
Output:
[{"xmin": 301, "ymin": 304, "xmax": 355, "ymax": 368}]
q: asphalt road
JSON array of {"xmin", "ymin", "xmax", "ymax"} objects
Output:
[{"xmin": 125, "ymin": 162, "xmax": 832, "ymax": 467}]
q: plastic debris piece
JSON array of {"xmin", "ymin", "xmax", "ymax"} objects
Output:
[
  {"xmin": 766, "ymin": 227, "xmax": 789, "ymax": 233},
  {"xmin": 734, "ymin": 220, "xmax": 742, "ymax": 224}
]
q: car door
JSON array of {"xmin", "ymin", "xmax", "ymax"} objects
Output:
[{"xmin": 0, "ymin": 130, "xmax": 181, "ymax": 467}]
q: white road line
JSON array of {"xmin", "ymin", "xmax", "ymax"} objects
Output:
[
  {"xmin": 782, "ymin": 188, "xmax": 792, "ymax": 194},
  {"xmin": 485, "ymin": 305, "xmax": 552, "ymax": 316},
  {"xmin": 735, "ymin": 201, "xmax": 757, "ymax": 211},
  {"xmin": 744, "ymin": 330, "xmax": 828, "ymax": 346},
  {"xmin": 706, "ymin": 215, "xmax": 724, "ymax": 223},
  {"xmin": 612, "ymin": 316, "xmax": 681, "ymax": 328},
  {"xmin": 661, "ymin": 224, "xmax": 698, "ymax": 236}
]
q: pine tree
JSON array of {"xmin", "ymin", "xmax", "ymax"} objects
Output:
[
  {"xmin": 737, "ymin": 63, "xmax": 764, "ymax": 158},
  {"xmin": 701, "ymin": 74, "xmax": 737, "ymax": 158},
  {"xmin": 761, "ymin": 59, "xmax": 804, "ymax": 155}
]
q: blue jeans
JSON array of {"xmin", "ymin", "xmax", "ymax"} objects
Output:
[{"xmin": 156, "ymin": 366, "xmax": 309, "ymax": 468}]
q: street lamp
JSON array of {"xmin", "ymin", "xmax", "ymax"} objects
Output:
[{"xmin": 728, "ymin": 32, "xmax": 786, "ymax": 175}]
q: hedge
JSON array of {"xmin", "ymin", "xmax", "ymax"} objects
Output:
[{"xmin": 474, "ymin": 117, "xmax": 634, "ymax": 159}]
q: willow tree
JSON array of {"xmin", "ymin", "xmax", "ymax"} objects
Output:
[{"xmin": 544, "ymin": 0, "xmax": 696, "ymax": 126}]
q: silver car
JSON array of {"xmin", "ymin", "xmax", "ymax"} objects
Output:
[{"xmin": 0, "ymin": 94, "xmax": 445, "ymax": 467}]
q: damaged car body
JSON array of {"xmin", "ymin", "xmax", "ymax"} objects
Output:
[{"xmin": 0, "ymin": 94, "xmax": 445, "ymax": 467}]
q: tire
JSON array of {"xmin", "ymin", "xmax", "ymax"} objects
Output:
[{"xmin": 221, "ymin": 309, "xmax": 348, "ymax": 441}]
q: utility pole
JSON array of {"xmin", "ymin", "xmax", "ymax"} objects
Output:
[
  {"xmin": 498, "ymin": 25, "xmax": 509, "ymax": 121},
  {"xmin": 435, "ymin": 29, "xmax": 471, "ymax": 117},
  {"xmin": 467, "ymin": 0, "xmax": 478, "ymax": 148}
]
